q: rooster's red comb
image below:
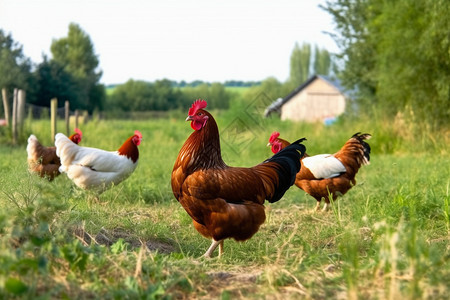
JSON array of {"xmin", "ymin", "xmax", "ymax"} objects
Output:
[
  {"xmin": 74, "ymin": 128, "xmax": 82, "ymax": 137},
  {"xmin": 188, "ymin": 99, "xmax": 207, "ymax": 116},
  {"xmin": 269, "ymin": 131, "xmax": 280, "ymax": 144},
  {"xmin": 134, "ymin": 130, "xmax": 142, "ymax": 139}
]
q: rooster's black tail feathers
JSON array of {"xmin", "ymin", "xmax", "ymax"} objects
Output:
[
  {"xmin": 351, "ymin": 132, "xmax": 372, "ymax": 165},
  {"xmin": 264, "ymin": 138, "xmax": 306, "ymax": 203}
]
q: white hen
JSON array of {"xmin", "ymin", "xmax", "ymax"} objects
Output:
[{"xmin": 55, "ymin": 130, "xmax": 142, "ymax": 194}]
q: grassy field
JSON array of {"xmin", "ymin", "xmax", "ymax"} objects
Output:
[{"xmin": 0, "ymin": 111, "xmax": 449, "ymax": 299}]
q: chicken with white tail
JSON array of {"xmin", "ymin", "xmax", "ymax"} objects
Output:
[{"xmin": 55, "ymin": 130, "xmax": 142, "ymax": 195}]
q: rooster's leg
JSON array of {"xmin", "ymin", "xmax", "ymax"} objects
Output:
[
  {"xmin": 322, "ymin": 203, "xmax": 329, "ymax": 212},
  {"xmin": 218, "ymin": 240, "xmax": 224, "ymax": 257},
  {"xmin": 315, "ymin": 201, "xmax": 321, "ymax": 211},
  {"xmin": 203, "ymin": 239, "xmax": 222, "ymax": 258}
]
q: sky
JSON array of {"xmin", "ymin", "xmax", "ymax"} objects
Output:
[{"xmin": 0, "ymin": 0, "xmax": 339, "ymax": 85}]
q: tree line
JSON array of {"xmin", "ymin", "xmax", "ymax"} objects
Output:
[
  {"xmin": 1, "ymin": 22, "xmax": 334, "ymax": 115},
  {"xmin": 107, "ymin": 79, "xmax": 233, "ymax": 112}
]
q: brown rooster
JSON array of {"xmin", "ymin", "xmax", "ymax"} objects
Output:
[
  {"xmin": 27, "ymin": 129, "xmax": 82, "ymax": 180},
  {"xmin": 268, "ymin": 132, "xmax": 371, "ymax": 211},
  {"xmin": 171, "ymin": 100, "xmax": 306, "ymax": 258}
]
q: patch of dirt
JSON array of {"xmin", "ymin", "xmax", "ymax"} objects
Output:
[
  {"xmin": 207, "ymin": 270, "xmax": 262, "ymax": 284},
  {"xmin": 71, "ymin": 226, "xmax": 177, "ymax": 254},
  {"xmin": 196, "ymin": 270, "xmax": 263, "ymax": 299}
]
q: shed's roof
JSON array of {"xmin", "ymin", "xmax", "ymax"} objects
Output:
[{"xmin": 264, "ymin": 75, "xmax": 347, "ymax": 117}]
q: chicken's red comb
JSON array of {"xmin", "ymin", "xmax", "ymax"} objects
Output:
[
  {"xmin": 74, "ymin": 128, "xmax": 82, "ymax": 137},
  {"xmin": 134, "ymin": 130, "xmax": 142, "ymax": 139},
  {"xmin": 269, "ymin": 131, "xmax": 280, "ymax": 143},
  {"xmin": 188, "ymin": 99, "xmax": 207, "ymax": 116}
]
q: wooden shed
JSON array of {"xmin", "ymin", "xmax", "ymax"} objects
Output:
[{"xmin": 264, "ymin": 75, "xmax": 348, "ymax": 123}]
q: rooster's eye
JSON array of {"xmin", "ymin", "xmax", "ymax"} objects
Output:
[{"xmin": 197, "ymin": 112, "xmax": 203, "ymax": 116}]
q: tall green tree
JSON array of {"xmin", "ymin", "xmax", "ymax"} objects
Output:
[
  {"xmin": 32, "ymin": 56, "xmax": 75, "ymax": 107},
  {"xmin": 50, "ymin": 23, "xmax": 104, "ymax": 112},
  {"xmin": 322, "ymin": 0, "xmax": 378, "ymax": 106},
  {"xmin": 0, "ymin": 30, "xmax": 33, "ymax": 94},
  {"xmin": 324, "ymin": 0, "xmax": 449, "ymax": 127},
  {"xmin": 372, "ymin": 0, "xmax": 450, "ymax": 125},
  {"xmin": 289, "ymin": 42, "xmax": 311, "ymax": 86},
  {"xmin": 288, "ymin": 42, "xmax": 334, "ymax": 90},
  {"xmin": 313, "ymin": 45, "xmax": 332, "ymax": 76}
]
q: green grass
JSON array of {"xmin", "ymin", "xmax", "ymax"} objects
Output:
[{"xmin": 0, "ymin": 113, "xmax": 449, "ymax": 299}]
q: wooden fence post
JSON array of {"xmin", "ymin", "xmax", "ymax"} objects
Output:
[
  {"xmin": 2, "ymin": 88, "xmax": 10, "ymax": 127},
  {"xmin": 18, "ymin": 89, "xmax": 26, "ymax": 133},
  {"xmin": 65, "ymin": 100, "xmax": 70, "ymax": 135},
  {"xmin": 82, "ymin": 110, "xmax": 89, "ymax": 124},
  {"xmin": 75, "ymin": 109, "xmax": 79, "ymax": 129},
  {"xmin": 51, "ymin": 98, "xmax": 58, "ymax": 143},
  {"xmin": 12, "ymin": 89, "xmax": 18, "ymax": 145}
]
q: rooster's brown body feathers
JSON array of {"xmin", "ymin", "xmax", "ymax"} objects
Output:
[{"xmin": 172, "ymin": 102, "xmax": 306, "ymax": 256}]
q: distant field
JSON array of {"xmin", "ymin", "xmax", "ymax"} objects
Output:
[
  {"xmin": 105, "ymin": 84, "xmax": 117, "ymax": 95},
  {"xmin": 224, "ymin": 86, "xmax": 252, "ymax": 94},
  {"xmin": 104, "ymin": 84, "xmax": 252, "ymax": 96},
  {"xmin": 0, "ymin": 114, "xmax": 448, "ymax": 299}
]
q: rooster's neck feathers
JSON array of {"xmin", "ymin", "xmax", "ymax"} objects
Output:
[
  {"xmin": 117, "ymin": 136, "xmax": 139, "ymax": 163},
  {"xmin": 180, "ymin": 112, "xmax": 226, "ymax": 172}
]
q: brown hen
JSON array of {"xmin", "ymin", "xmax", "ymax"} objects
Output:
[
  {"xmin": 268, "ymin": 132, "xmax": 371, "ymax": 211},
  {"xmin": 27, "ymin": 129, "xmax": 82, "ymax": 180}
]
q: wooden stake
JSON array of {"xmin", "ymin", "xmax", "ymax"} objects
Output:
[
  {"xmin": 17, "ymin": 89, "xmax": 26, "ymax": 133},
  {"xmin": 65, "ymin": 100, "xmax": 70, "ymax": 135},
  {"xmin": 2, "ymin": 88, "xmax": 10, "ymax": 127},
  {"xmin": 75, "ymin": 109, "xmax": 79, "ymax": 129},
  {"xmin": 12, "ymin": 89, "xmax": 18, "ymax": 145},
  {"xmin": 51, "ymin": 98, "xmax": 58, "ymax": 142}
]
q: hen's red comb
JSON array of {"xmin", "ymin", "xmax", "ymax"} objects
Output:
[
  {"xmin": 188, "ymin": 99, "xmax": 207, "ymax": 116},
  {"xmin": 134, "ymin": 130, "xmax": 142, "ymax": 139},
  {"xmin": 269, "ymin": 131, "xmax": 280, "ymax": 143},
  {"xmin": 74, "ymin": 128, "xmax": 82, "ymax": 137}
]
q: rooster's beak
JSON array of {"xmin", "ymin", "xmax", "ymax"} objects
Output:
[
  {"xmin": 186, "ymin": 115, "xmax": 193, "ymax": 121},
  {"xmin": 267, "ymin": 143, "xmax": 272, "ymax": 147}
]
